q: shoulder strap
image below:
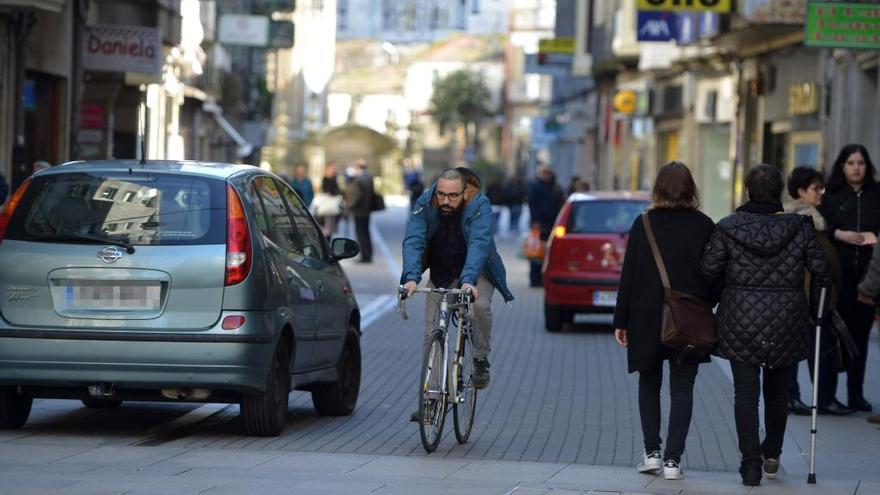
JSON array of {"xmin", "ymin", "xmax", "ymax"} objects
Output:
[{"xmin": 641, "ymin": 212, "xmax": 670, "ymax": 289}]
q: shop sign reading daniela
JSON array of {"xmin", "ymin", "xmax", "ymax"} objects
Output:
[{"xmin": 83, "ymin": 24, "xmax": 162, "ymax": 75}]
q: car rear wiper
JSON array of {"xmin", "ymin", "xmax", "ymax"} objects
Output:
[{"xmin": 27, "ymin": 233, "xmax": 136, "ymax": 254}]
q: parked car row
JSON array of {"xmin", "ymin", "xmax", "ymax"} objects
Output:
[{"xmin": 0, "ymin": 160, "xmax": 363, "ymax": 436}]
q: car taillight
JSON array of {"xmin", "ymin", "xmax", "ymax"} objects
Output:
[
  {"xmin": 225, "ymin": 184, "xmax": 251, "ymax": 286},
  {"xmin": 0, "ymin": 179, "xmax": 31, "ymax": 243},
  {"xmin": 222, "ymin": 315, "xmax": 246, "ymax": 330}
]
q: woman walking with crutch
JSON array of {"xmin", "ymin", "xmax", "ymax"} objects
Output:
[{"xmin": 700, "ymin": 164, "xmax": 831, "ymax": 486}]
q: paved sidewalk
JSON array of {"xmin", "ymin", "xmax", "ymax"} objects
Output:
[{"xmin": 0, "ymin": 443, "xmax": 875, "ymax": 495}]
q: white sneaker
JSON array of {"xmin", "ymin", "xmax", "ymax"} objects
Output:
[
  {"xmin": 637, "ymin": 451, "xmax": 662, "ymax": 473},
  {"xmin": 663, "ymin": 459, "xmax": 684, "ymax": 480}
]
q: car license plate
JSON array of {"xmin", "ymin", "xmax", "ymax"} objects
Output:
[
  {"xmin": 592, "ymin": 290, "xmax": 617, "ymax": 307},
  {"xmin": 65, "ymin": 282, "xmax": 162, "ymax": 311}
]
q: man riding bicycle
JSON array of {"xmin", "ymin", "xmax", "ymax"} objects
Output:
[{"xmin": 401, "ymin": 167, "xmax": 514, "ymax": 420}]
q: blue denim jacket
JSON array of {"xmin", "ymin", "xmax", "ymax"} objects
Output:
[{"xmin": 400, "ymin": 181, "xmax": 514, "ymax": 302}]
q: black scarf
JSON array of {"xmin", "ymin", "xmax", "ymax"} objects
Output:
[{"xmin": 736, "ymin": 200, "xmax": 784, "ymax": 215}]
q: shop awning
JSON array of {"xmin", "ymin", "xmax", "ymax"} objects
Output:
[{"xmin": 0, "ymin": 0, "xmax": 66, "ymax": 13}]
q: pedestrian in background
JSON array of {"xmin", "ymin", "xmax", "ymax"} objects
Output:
[
  {"xmin": 504, "ymin": 175, "xmax": 526, "ymax": 235},
  {"xmin": 567, "ymin": 175, "xmax": 590, "ymax": 196},
  {"xmin": 312, "ymin": 161, "xmax": 344, "ymax": 239},
  {"xmin": 820, "ymin": 144, "xmax": 880, "ymax": 414},
  {"xmin": 526, "ymin": 165, "xmax": 564, "ymax": 287},
  {"xmin": 345, "ymin": 159, "xmax": 375, "ymax": 263},
  {"xmin": 486, "ymin": 176, "xmax": 506, "ymax": 235},
  {"xmin": 613, "ymin": 161, "xmax": 715, "ymax": 481},
  {"xmin": 856, "ymin": 223, "xmax": 880, "ymax": 425},
  {"xmin": 290, "ymin": 164, "xmax": 314, "ymax": 207},
  {"xmin": 784, "ymin": 167, "xmax": 854, "ymax": 416},
  {"xmin": 701, "ymin": 164, "xmax": 831, "ymax": 486},
  {"xmin": 402, "ymin": 158, "xmax": 424, "ymax": 210}
]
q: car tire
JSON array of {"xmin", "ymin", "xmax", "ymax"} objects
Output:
[
  {"xmin": 545, "ymin": 303, "xmax": 563, "ymax": 332},
  {"xmin": 81, "ymin": 398, "xmax": 123, "ymax": 409},
  {"xmin": 312, "ymin": 331, "xmax": 361, "ymax": 416},
  {"xmin": 0, "ymin": 386, "xmax": 32, "ymax": 429},
  {"xmin": 241, "ymin": 337, "xmax": 291, "ymax": 437}
]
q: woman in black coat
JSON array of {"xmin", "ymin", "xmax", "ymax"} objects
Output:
[
  {"xmin": 700, "ymin": 164, "xmax": 831, "ymax": 486},
  {"xmin": 820, "ymin": 144, "xmax": 880, "ymax": 413},
  {"xmin": 613, "ymin": 161, "xmax": 715, "ymax": 481}
]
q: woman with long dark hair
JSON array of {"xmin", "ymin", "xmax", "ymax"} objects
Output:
[
  {"xmin": 821, "ymin": 144, "xmax": 880, "ymax": 413},
  {"xmin": 614, "ymin": 161, "xmax": 715, "ymax": 481}
]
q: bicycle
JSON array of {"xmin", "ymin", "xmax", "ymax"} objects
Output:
[{"xmin": 397, "ymin": 285, "xmax": 478, "ymax": 453}]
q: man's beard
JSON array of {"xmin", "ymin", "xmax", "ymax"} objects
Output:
[{"xmin": 439, "ymin": 204, "xmax": 461, "ymax": 216}]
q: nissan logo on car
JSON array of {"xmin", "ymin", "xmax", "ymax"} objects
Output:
[{"xmin": 97, "ymin": 246, "xmax": 125, "ymax": 264}]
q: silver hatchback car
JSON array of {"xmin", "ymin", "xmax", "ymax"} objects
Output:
[{"xmin": 0, "ymin": 160, "xmax": 362, "ymax": 436}]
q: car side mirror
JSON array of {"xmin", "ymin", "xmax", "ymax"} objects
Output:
[{"xmin": 331, "ymin": 238, "xmax": 360, "ymax": 260}]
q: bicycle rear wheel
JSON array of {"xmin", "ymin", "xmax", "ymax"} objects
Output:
[
  {"xmin": 453, "ymin": 319, "xmax": 478, "ymax": 444},
  {"xmin": 419, "ymin": 332, "xmax": 447, "ymax": 453}
]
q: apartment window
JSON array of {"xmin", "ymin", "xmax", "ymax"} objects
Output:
[
  {"xmin": 123, "ymin": 191, "xmax": 136, "ymax": 203},
  {"xmin": 101, "ymin": 187, "xmax": 118, "ymax": 200}
]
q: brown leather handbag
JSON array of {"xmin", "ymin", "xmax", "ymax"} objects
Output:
[{"xmin": 642, "ymin": 212, "xmax": 718, "ymax": 364}]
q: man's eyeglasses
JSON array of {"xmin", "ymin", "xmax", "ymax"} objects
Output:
[{"xmin": 435, "ymin": 189, "xmax": 465, "ymax": 201}]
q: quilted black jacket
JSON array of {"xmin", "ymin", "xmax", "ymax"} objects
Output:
[{"xmin": 700, "ymin": 207, "xmax": 831, "ymax": 369}]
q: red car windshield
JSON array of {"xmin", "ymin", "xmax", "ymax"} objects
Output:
[{"xmin": 566, "ymin": 200, "xmax": 650, "ymax": 234}]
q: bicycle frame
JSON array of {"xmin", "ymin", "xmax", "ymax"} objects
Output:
[{"xmin": 399, "ymin": 287, "xmax": 473, "ymax": 406}]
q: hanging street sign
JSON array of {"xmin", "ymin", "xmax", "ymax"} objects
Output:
[
  {"xmin": 637, "ymin": 11, "xmax": 678, "ymax": 41},
  {"xmin": 805, "ymin": 2, "xmax": 880, "ymax": 49},
  {"xmin": 637, "ymin": 0, "xmax": 731, "ymax": 13}
]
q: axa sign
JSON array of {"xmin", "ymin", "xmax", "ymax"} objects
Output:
[
  {"xmin": 83, "ymin": 24, "xmax": 162, "ymax": 75},
  {"xmin": 637, "ymin": 11, "xmax": 677, "ymax": 41},
  {"xmin": 637, "ymin": 0, "xmax": 731, "ymax": 13}
]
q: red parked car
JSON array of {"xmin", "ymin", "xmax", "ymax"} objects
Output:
[{"xmin": 542, "ymin": 192, "xmax": 650, "ymax": 331}]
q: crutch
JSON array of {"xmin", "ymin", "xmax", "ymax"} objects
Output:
[{"xmin": 808, "ymin": 286, "xmax": 827, "ymax": 485}]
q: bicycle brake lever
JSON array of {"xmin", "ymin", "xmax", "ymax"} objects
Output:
[{"xmin": 397, "ymin": 294, "xmax": 409, "ymax": 320}]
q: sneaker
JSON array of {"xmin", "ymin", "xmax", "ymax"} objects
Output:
[
  {"xmin": 637, "ymin": 450, "xmax": 662, "ymax": 473},
  {"xmin": 472, "ymin": 358, "xmax": 490, "ymax": 389},
  {"xmin": 409, "ymin": 410, "xmax": 419, "ymax": 422},
  {"xmin": 740, "ymin": 464, "xmax": 762, "ymax": 486},
  {"xmin": 848, "ymin": 396, "xmax": 873, "ymax": 412},
  {"xmin": 763, "ymin": 458, "xmax": 780, "ymax": 479},
  {"xmin": 663, "ymin": 459, "xmax": 684, "ymax": 480}
]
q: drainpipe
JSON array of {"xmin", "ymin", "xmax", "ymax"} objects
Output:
[
  {"xmin": 11, "ymin": 11, "xmax": 35, "ymax": 190},
  {"xmin": 70, "ymin": 0, "xmax": 88, "ymax": 160}
]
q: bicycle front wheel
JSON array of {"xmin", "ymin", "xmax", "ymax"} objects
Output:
[
  {"xmin": 419, "ymin": 332, "xmax": 447, "ymax": 453},
  {"xmin": 453, "ymin": 320, "xmax": 478, "ymax": 444}
]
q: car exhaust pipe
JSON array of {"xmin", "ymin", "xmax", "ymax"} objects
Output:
[
  {"xmin": 88, "ymin": 383, "xmax": 116, "ymax": 399},
  {"xmin": 160, "ymin": 387, "xmax": 211, "ymax": 401}
]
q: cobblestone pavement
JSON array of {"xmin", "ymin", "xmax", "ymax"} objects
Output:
[{"xmin": 5, "ymin": 203, "xmax": 880, "ymax": 486}]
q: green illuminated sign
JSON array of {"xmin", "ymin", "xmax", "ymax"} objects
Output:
[{"xmin": 806, "ymin": 2, "xmax": 880, "ymax": 49}]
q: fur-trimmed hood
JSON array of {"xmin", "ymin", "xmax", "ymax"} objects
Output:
[{"xmin": 784, "ymin": 199, "xmax": 827, "ymax": 232}]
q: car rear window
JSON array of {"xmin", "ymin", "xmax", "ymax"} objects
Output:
[
  {"xmin": 566, "ymin": 200, "xmax": 650, "ymax": 234},
  {"xmin": 6, "ymin": 172, "xmax": 226, "ymax": 245}
]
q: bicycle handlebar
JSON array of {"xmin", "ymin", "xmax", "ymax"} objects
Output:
[{"xmin": 396, "ymin": 285, "xmax": 473, "ymax": 321}]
